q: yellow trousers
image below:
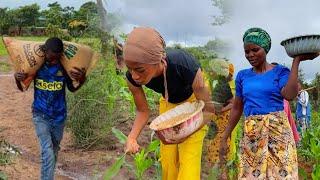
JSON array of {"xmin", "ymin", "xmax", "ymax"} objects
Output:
[{"xmin": 159, "ymin": 94, "xmax": 208, "ymax": 180}]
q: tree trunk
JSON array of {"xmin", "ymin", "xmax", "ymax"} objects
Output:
[{"xmin": 18, "ymin": 26, "xmax": 22, "ymax": 36}]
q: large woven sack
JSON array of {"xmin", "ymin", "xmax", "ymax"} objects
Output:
[
  {"xmin": 2, "ymin": 37, "xmax": 45, "ymax": 89},
  {"xmin": 3, "ymin": 37, "xmax": 99, "ymax": 90},
  {"xmin": 149, "ymin": 100, "xmax": 205, "ymax": 144},
  {"xmin": 60, "ymin": 41, "xmax": 99, "ymax": 88}
]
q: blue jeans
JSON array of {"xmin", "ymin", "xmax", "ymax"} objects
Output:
[{"xmin": 32, "ymin": 111, "xmax": 65, "ymax": 180}]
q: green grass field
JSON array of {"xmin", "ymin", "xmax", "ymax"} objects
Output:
[
  {"xmin": 15, "ymin": 36, "xmax": 48, "ymax": 42},
  {"xmin": 0, "ymin": 38, "xmax": 7, "ymax": 56}
]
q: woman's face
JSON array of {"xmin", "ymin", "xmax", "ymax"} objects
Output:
[
  {"xmin": 125, "ymin": 60, "xmax": 159, "ymax": 85},
  {"xmin": 244, "ymin": 43, "xmax": 267, "ymax": 67}
]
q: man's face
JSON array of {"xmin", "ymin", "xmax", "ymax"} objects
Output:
[{"xmin": 45, "ymin": 50, "xmax": 62, "ymax": 64}]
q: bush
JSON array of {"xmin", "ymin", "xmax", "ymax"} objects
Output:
[
  {"xmin": 45, "ymin": 23, "xmax": 72, "ymax": 41},
  {"xmin": 0, "ymin": 171, "xmax": 7, "ymax": 180},
  {"xmin": 298, "ymin": 112, "xmax": 320, "ymax": 178},
  {"xmin": 0, "ymin": 139, "xmax": 20, "ymax": 166},
  {"xmin": 66, "ymin": 57, "xmax": 129, "ymax": 148}
]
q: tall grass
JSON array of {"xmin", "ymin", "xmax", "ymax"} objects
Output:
[
  {"xmin": 66, "ymin": 57, "xmax": 128, "ymax": 148},
  {"xmin": 0, "ymin": 39, "xmax": 7, "ymax": 56},
  {"xmin": 15, "ymin": 36, "xmax": 48, "ymax": 42},
  {"xmin": 298, "ymin": 112, "xmax": 320, "ymax": 179}
]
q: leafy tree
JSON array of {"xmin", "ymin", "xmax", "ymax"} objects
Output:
[
  {"xmin": 8, "ymin": 4, "xmax": 40, "ymax": 35},
  {"xmin": 76, "ymin": 2, "xmax": 98, "ymax": 22},
  {"xmin": 204, "ymin": 39, "xmax": 231, "ymax": 55},
  {"xmin": 95, "ymin": 0, "xmax": 123, "ymax": 56},
  {"xmin": 68, "ymin": 20, "xmax": 87, "ymax": 38},
  {"xmin": 185, "ymin": 47, "xmax": 215, "ymax": 63},
  {"xmin": 14, "ymin": 4, "xmax": 40, "ymax": 27},
  {"xmin": 311, "ymin": 73, "xmax": 320, "ymax": 111},
  {"xmin": 43, "ymin": 2, "xmax": 64, "ymax": 27},
  {"xmin": 298, "ymin": 68, "xmax": 306, "ymax": 85},
  {"xmin": 62, "ymin": 6, "xmax": 75, "ymax": 29},
  {"xmin": 0, "ymin": 8, "xmax": 11, "ymax": 34},
  {"xmin": 45, "ymin": 23, "xmax": 71, "ymax": 41},
  {"xmin": 211, "ymin": 0, "xmax": 231, "ymax": 26},
  {"xmin": 72, "ymin": 2, "xmax": 100, "ymax": 37}
]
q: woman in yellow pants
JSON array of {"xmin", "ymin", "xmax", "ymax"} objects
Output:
[
  {"xmin": 123, "ymin": 27, "xmax": 215, "ymax": 180},
  {"xmin": 159, "ymin": 94, "xmax": 208, "ymax": 180}
]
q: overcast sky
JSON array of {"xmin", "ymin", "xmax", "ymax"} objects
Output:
[
  {"xmin": 1, "ymin": 0, "xmax": 320, "ymax": 81},
  {"xmin": 218, "ymin": 0, "xmax": 320, "ymax": 82}
]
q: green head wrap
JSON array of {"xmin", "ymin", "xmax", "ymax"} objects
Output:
[{"xmin": 243, "ymin": 27, "xmax": 271, "ymax": 54}]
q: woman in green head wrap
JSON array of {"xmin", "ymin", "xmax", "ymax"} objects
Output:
[
  {"xmin": 243, "ymin": 27, "xmax": 272, "ymax": 54},
  {"xmin": 218, "ymin": 27, "xmax": 319, "ymax": 179}
]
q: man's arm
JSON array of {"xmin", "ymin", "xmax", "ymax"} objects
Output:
[
  {"xmin": 14, "ymin": 72, "xmax": 27, "ymax": 92},
  {"xmin": 64, "ymin": 67, "xmax": 86, "ymax": 92}
]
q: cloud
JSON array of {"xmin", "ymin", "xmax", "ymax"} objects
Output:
[{"xmin": 107, "ymin": 0, "xmax": 220, "ymax": 43}]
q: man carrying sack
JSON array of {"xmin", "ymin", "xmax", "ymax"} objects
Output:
[{"xmin": 14, "ymin": 37, "xmax": 86, "ymax": 180}]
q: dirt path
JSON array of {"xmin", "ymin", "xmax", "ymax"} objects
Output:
[{"xmin": 0, "ymin": 57, "xmax": 133, "ymax": 180}]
